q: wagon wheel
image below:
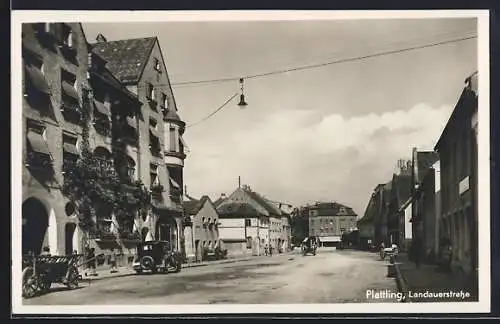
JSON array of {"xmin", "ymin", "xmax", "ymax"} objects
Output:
[
  {"xmin": 39, "ymin": 278, "xmax": 51, "ymax": 294},
  {"xmin": 22, "ymin": 266, "xmax": 39, "ymax": 299},
  {"xmin": 66, "ymin": 266, "xmax": 79, "ymax": 290}
]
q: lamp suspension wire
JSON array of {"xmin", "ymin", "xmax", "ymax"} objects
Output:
[
  {"xmin": 169, "ymin": 34, "xmax": 477, "ymax": 87},
  {"xmin": 186, "ymin": 93, "xmax": 239, "ymax": 128}
]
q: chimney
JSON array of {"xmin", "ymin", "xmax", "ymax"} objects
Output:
[{"xmin": 96, "ymin": 33, "xmax": 107, "ymax": 43}]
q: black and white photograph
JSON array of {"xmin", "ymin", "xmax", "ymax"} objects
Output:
[{"xmin": 11, "ymin": 10, "xmax": 490, "ymax": 314}]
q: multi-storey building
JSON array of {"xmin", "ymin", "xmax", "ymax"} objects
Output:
[
  {"xmin": 307, "ymin": 202, "xmax": 357, "ymax": 247},
  {"xmin": 21, "ymin": 24, "xmax": 189, "ymax": 268},
  {"xmin": 216, "ymin": 185, "xmax": 292, "ymax": 256},
  {"xmin": 91, "ymin": 34, "xmax": 187, "ymax": 251},
  {"xmin": 183, "ymin": 195, "xmax": 220, "ymax": 262},
  {"xmin": 434, "ymin": 72, "xmax": 478, "ymax": 274},
  {"xmin": 22, "ymin": 22, "xmax": 94, "ymax": 256}
]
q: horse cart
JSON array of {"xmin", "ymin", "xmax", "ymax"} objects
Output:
[{"xmin": 22, "ymin": 254, "xmax": 83, "ymax": 299}]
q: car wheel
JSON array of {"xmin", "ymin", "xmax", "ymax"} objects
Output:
[{"xmin": 140, "ymin": 256, "xmax": 155, "ymax": 271}]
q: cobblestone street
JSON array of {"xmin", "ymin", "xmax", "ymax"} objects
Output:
[{"xmin": 23, "ymin": 249, "xmax": 398, "ymax": 305}]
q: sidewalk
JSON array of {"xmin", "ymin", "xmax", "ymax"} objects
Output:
[
  {"xmin": 79, "ymin": 251, "xmax": 294, "ymax": 282},
  {"xmin": 395, "ymin": 253, "xmax": 478, "ymax": 302}
]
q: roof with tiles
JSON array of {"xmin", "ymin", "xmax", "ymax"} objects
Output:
[
  {"xmin": 217, "ymin": 202, "xmax": 263, "ymax": 218},
  {"xmin": 308, "ymin": 201, "xmax": 357, "ymax": 217},
  {"xmin": 241, "ymin": 187, "xmax": 283, "ymax": 216},
  {"xmin": 91, "ymin": 36, "xmax": 157, "ymax": 84},
  {"xmin": 183, "ymin": 195, "xmax": 214, "ymax": 216}
]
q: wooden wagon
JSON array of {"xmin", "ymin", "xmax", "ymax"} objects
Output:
[{"xmin": 22, "ymin": 254, "xmax": 83, "ymax": 299}]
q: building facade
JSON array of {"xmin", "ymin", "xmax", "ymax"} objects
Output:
[
  {"xmin": 91, "ymin": 35, "xmax": 187, "ymax": 251},
  {"xmin": 307, "ymin": 202, "xmax": 357, "ymax": 247},
  {"xmin": 183, "ymin": 195, "xmax": 220, "ymax": 262},
  {"xmin": 22, "ymin": 22, "xmax": 92, "ymax": 256},
  {"xmin": 434, "ymin": 72, "xmax": 478, "ymax": 274},
  {"xmin": 410, "ymin": 149, "xmax": 440, "ymax": 260},
  {"xmin": 386, "ymin": 164, "xmax": 412, "ymax": 250},
  {"xmin": 216, "ymin": 185, "xmax": 292, "ymax": 256}
]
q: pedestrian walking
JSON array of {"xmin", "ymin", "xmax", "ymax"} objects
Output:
[
  {"xmin": 109, "ymin": 248, "xmax": 118, "ymax": 273},
  {"xmin": 88, "ymin": 247, "xmax": 97, "ymax": 276}
]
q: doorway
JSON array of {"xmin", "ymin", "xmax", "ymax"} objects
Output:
[
  {"xmin": 65, "ymin": 222, "xmax": 77, "ymax": 255},
  {"xmin": 22, "ymin": 198, "xmax": 49, "ymax": 255}
]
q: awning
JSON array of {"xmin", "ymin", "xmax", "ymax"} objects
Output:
[
  {"xmin": 27, "ymin": 131, "xmax": 50, "ymax": 155},
  {"xmin": 94, "ymin": 100, "xmax": 110, "ymax": 116},
  {"xmin": 318, "ymin": 236, "xmax": 341, "ymax": 243},
  {"xmin": 169, "ymin": 177, "xmax": 180, "ymax": 189},
  {"xmin": 25, "ymin": 65, "xmax": 50, "ymax": 94},
  {"xmin": 62, "ymin": 81, "xmax": 79, "ymax": 101},
  {"xmin": 126, "ymin": 116, "xmax": 137, "ymax": 129},
  {"xmin": 63, "ymin": 142, "xmax": 79, "ymax": 156},
  {"xmin": 149, "ymin": 127, "xmax": 160, "ymax": 139}
]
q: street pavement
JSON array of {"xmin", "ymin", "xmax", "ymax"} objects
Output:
[
  {"xmin": 23, "ymin": 249, "xmax": 398, "ymax": 305},
  {"xmin": 396, "ymin": 253, "xmax": 478, "ymax": 302}
]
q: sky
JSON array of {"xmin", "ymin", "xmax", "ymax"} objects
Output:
[{"xmin": 82, "ymin": 17, "xmax": 478, "ymax": 217}]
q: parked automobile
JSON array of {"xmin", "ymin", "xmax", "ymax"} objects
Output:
[
  {"xmin": 132, "ymin": 241, "xmax": 182, "ymax": 274},
  {"xmin": 380, "ymin": 243, "xmax": 399, "ymax": 260}
]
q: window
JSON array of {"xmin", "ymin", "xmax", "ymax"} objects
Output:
[
  {"xmin": 169, "ymin": 127, "xmax": 176, "ymax": 152},
  {"xmin": 62, "ymin": 24, "xmax": 73, "ymax": 48},
  {"xmin": 153, "ymin": 58, "xmax": 161, "ymax": 71},
  {"xmin": 150, "ymin": 163, "xmax": 159, "ymax": 186},
  {"xmin": 149, "ymin": 117, "xmax": 157, "ymax": 130},
  {"xmin": 245, "ymin": 219, "xmax": 251, "ymax": 227},
  {"xmin": 60, "ymin": 70, "xmax": 80, "ymax": 122},
  {"xmin": 25, "ymin": 119, "xmax": 53, "ymax": 170},
  {"xmin": 146, "ymin": 83, "xmax": 154, "ymax": 100},
  {"xmin": 161, "ymin": 93, "xmax": 168, "ymax": 109},
  {"xmin": 126, "ymin": 156, "xmax": 136, "ymax": 182},
  {"xmin": 149, "ymin": 131, "xmax": 161, "ymax": 156},
  {"xmin": 246, "ymin": 237, "xmax": 252, "ymax": 249}
]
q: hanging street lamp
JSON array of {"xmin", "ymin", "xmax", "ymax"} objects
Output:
[{"xmin": 237, "ymin": 77, "xmax": 248, "ymax": 108}]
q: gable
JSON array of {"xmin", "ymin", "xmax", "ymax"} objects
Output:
[
  {"xmin": 220, "ymin": 188, "xmax": 269, "ymax": 217},
  {"xmin": 91, "ymin": 37, "xmax": 156, "ymax": 84}
]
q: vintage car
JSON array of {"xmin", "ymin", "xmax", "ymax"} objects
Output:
[
  {"xmin": 301, "ymin": 236, "xmax": 318, "ymax": 256},
  {"xmin": 132, "ymin": 240, "xmax": 182, "ymax": 275}
]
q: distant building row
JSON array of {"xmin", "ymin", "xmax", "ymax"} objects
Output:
[
  {"xmin": 358, "ymin": 71, "xmax": 478, "ymax": 275},
  {"xmin": 183, "ymin": 184, "xmax": 293, "ymax": 259}
]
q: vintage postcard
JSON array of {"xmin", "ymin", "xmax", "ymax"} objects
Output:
[{"xmin": 11, "ymin": 10, "xmax": 490, "ymax": 315}]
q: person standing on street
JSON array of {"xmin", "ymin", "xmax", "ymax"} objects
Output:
[{"xmin": 110, "ymin": 248, "xmax": 118, "ymax": 273}]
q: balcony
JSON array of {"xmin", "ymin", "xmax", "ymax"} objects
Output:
[
  {"xmin": 151, "ymin": 184, "xmax": 164, "ymax": 201},
  {"xmin": 164, "ymin": 150, "xmax": 186, "ymax": 160}
]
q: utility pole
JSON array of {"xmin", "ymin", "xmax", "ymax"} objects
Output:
[{"xmin": 238, "ymin": 176, "xmax": 241, "ymax": 188}]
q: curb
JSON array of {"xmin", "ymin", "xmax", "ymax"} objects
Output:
[
  {"xmin": 393, "ymin": 261, "xmax": 411, "ymax": 303},
  {"xmin": 79, "ymin": 256, "xmax": 260, "ymax": 282}
]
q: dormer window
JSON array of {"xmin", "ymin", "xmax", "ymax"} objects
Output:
[{"xmin": 63, "ymin": 26, "xmax": 73, "ymax": 48}]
